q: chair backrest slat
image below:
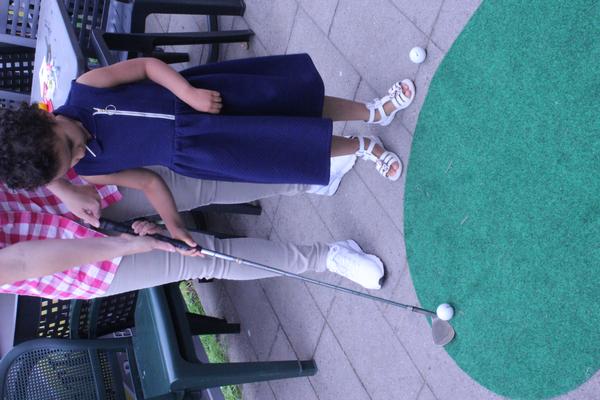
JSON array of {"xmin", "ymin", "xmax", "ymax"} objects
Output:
[
  {"xmin": 22, "ymin": 0, "xmax": 31, "ymax": 33},
  {"xmin": 0, "ymin": 32, "xmax": 35, "ymax": 47},
  {"xmin": 29, "ymin": 0, "xmax": 40, "ymax": 39},
  {"xmin": 9, "ymin": 0, "xmax": 20, "ymax": 36}
]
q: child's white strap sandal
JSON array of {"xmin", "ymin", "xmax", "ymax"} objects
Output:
[
  {"xmin": 366, "ymin": 79, "xmax": 416, "ymax": 126},
  {"xmin": 354, "ymin": 136, "xmax": 403, "ymax": 181}
]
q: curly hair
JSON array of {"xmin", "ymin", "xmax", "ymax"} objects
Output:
[{"xmin": 0, "ymin": 103, "xmax": 60, "ymax": 189}]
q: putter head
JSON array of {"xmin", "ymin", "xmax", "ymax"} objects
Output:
[{"xmin": 431, "ymin": 317, "xmax": 455, "ymax": 346}]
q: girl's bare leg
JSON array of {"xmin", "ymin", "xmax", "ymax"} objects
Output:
[
  {"xmin": 322, "ymin": 97, "xmax": 370, "ymax": 121},
  {"xmin": 322, "ymin": 83, "xmax": 413, "ymax": 122},
  {"xmin": 331, "ymin": 135, "xmax": 360, "ymax": 156}
]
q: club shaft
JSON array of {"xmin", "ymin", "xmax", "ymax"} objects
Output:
[{"xmin": 201, "ymin": 248, "xmax": 436, "ymax": 317}]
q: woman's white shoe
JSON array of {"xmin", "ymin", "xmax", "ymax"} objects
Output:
[
  {"xmin": 366, "ymin": 79, "xmax": 416, "ymax": 126},
  {"xmin": 306, "ymin": 154, "xmax": 356, "ymax": 196},
  {"xmin": 326, "ymin": 240, "xmax": 385, "ymax": 289}
]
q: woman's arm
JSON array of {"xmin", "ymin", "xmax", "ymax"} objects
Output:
[
  {"xmin": 0, "ymin": 235, "xmax": 173, "ymax": 285},
  {"xmin": 75, "ymin": 58, "xmax": 222, "ymax": 114},
  {"xmin": 82, "ymin": 169, "xmax": 199, "ymax": 254}
]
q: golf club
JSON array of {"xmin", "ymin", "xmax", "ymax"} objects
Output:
[{"xmin": 99, "ymin": 218, "xmax": 455, "ymax": 346}]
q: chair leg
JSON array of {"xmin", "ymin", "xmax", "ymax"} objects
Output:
[
  {"xmin": 102, "ymin": 31, "xmax": 254, "ymax": 52},
  {"xmin": 101, "ymin": 29, "xmax": 252, "ymax": 63},
  {"xmin": 173, "ymin": 360, "xmax": 317, "ymax": 391},
  {"xmin": 202, "ymin": 16, "xmax": 255, "ymax": 63},
  {"xmin": 191, "ymin": 203, "xmax": 262, "ymax": 216},
  {"xmin": 151, "ymin": 50, "xmax": 190, "ymax": 64},
  {"xmin": 186, "ymin": 313, "xmax": 241, "ymax": 335},
  {"xmin": 130, "ymin": 0, "xmax": 247, "ymax": 33},
  {"xmin": 206, "ymin": 15, "xmax": 219, "ymax": 63}
]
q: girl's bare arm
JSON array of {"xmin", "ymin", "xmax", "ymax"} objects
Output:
[
  {"xmin": 0, "ymin": 235, "xmax": 173, "ymax": 285},
  {"xmin": 75, "ymin": 58, "xmax": 222, "ymax": 114},
  {"xmin": 82, "ymin": 169, "xmax": 200, "ymax": 256}
]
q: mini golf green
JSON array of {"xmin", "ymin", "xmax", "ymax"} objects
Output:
[{"xmin": 404, "ymin": 1, "xmax": 599, "ymax": 399}]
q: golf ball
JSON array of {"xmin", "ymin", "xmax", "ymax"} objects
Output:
[
  {"xmin": 436, "ymin": 303, "xmax": 454, "ymax": 321},
  {"xmin": 409, "ymin": 46, "xmax": 427, "ymax": 64}
]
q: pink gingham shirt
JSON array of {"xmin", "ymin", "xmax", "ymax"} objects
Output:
[{"xmin": 0, "ymin": 170, "xmax": 123, "ymax": 299}]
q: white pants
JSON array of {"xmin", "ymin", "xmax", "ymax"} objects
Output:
[
  {"xmin": 102, "ymin": 166, "xmax": 311, "ymax": 221},
  {"xmin": 101, "ymin": 167, "xmax": 328, "ymax": 297}
]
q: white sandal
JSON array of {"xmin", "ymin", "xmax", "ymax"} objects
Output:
[
  {"xmin": 366, "ymin": 79, "xmax": 416, "ymax": 126},
  {"xmin": 354, "ymin": 136, "xmax": 403, "ymax": 181}
]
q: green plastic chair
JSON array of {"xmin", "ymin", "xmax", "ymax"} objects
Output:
[
  {"xmin": 65, "ymin": 0, "xmax": 253, "ymax": 66},
  {"xmin": 3, "ymin": 297, "xmax": 317, "ymax": 400},
  {"xmin": 133, "ymin": 285, "xmax": 317, "ymax": 399}
]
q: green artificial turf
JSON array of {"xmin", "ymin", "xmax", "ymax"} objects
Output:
[{"xmin": 404, "ymin": 1, "xmax": 599, "ymax": 399}]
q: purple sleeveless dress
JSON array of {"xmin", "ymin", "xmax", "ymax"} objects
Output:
[{"xmin": 54, "ymin": 54, "xmax": 332, "ymax": 185}]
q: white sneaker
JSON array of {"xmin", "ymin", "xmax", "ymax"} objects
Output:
[
  {"xmin": 306, "ymin": 154, "xmax": 356, "ymax": 196},
  {"xmin": 326, "ymin": 240, "xmax": 385, "ymax": 290}
]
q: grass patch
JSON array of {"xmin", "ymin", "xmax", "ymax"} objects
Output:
[{"xmin": 179, "ymin": 281, "xmax": 242, "ymax": 400}]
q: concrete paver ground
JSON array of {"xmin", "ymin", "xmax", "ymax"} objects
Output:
[{"xmin": 146, "ymin": 2, "xmax": 600, "ymax": 399}]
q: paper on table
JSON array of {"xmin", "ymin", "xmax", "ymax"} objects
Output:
[{"xmin": 38, "ymin": 52, "xmax": 58, "ymax": 111}]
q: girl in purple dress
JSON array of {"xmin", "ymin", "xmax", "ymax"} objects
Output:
[{"xmin": 0, "ymin": 54, "xmax": 415, "ymax": 249}]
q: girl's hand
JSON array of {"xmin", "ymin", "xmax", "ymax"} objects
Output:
[
  {"xmin": 120, "ymin": 232, "xmax": 176, "ymax": 253},
  {"xmin": 183, "ymin": 87, "xmax": 223, "ymax": 114},
  {"xmin": 132, "ymin": 220, "xmax": 202, "ymax": 257},
  {"xmin": 166, "ymin": 224, "xmax": 203, "ymax": 257},
  {"xmin": 131, "ymin": 219, "xmax": 166, "ymax": 236}
]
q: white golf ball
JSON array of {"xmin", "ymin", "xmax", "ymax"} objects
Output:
[
  {"xmin": 436, "ymin": 303, "xmax": 454, "ymax": 321},
  {"xmin": 409, "ymin": 46, "xmax": 427, "ymax": 64}
]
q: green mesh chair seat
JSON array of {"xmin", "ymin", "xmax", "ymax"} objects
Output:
[{"xmin": 0, "ymin": 338, "xmax": 142, "ymax": 400}]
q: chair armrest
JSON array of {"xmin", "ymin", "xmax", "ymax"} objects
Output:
[
  {"xmin": 0, "ymin": 90, "xmax": 30, "ymax": 105},
  {"xmin": 68, "ymin": 300, "xmax": 85, "ymax": 339},
  {"xmin": 91, "ymin": 28, "xmax": 119, "ymax": 66},
  {"xmin": 0, "ymin": 34, "xmax": 36, "ymax": 48}
]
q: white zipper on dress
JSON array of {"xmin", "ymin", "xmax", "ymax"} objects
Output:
[
  {"xmin": 85, "ymin": 145, "xmax": 97, "ymax": 157},
  {"xmin": 92, "ymin": 104, "xmax": 175, "ymax": 120}
]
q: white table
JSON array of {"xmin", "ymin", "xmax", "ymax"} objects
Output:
[{"xmin": 30, "ymin": 0, "xmax": 85, "ymax": 108}]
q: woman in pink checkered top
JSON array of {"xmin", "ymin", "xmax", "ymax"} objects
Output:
[{"xmin": 0, "ymin": 167, "xmax": 387, "ymax": 299}]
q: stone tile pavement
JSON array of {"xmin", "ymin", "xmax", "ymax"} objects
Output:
[{"xmin": 146, "ymin": 2, "xmax": 600, "ymax": 399}]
